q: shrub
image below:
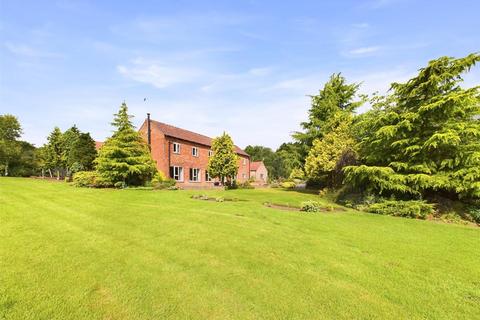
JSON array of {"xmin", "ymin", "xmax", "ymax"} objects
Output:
[
  {"xmin": 151, "ymin": 171, "xmax": 177, "ymax": 190},
  {"xmin": 225, "ymin": 180, "xmax": 238, "ymax": 190},
  {"xmin": 72, "ymin": 171, "xmax": 99, "ymax": 187},
  {"xmin": 281, "ymin": 181, "xmax": 296, "ymax": 189},
  {"xmin": 238, "ymin": 181, "xmax": 254, "ymax": 189},
  {"xmin": 300, "ymin": 200, "xmax": 322, "ymax": 212},
  {"xmin": 466, "ymin": 206, "xmax": 480, "ymax": 224},
  {"xmin": 270, "ymin": 181, "xmax": 280, "ymax": 188},
  {"xmin": 367, "ymin": 200, "xmax": 435, "ymax": 219}
]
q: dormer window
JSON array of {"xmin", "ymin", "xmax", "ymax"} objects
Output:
[
  {"xmin": 173, "ymin": 142, "xmax": 180, "ymax": 154},
  {"xmin": 192, "ymin": 147, "xmax": 199, "ymax": 157}
]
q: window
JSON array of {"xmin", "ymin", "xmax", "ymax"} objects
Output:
[
  {"xmin": 205, "ymin": 171, "xmax": 212, "ymax": 182},
  {"xmin": 208, "ymin": 150, "xmax": 213, "ymax": 157},
  {"xmin": 173, "ymin": 142, "xmax": 180, "ymax": 154},
  {"xmin": 192, "ymin": 147, "xmax": 199, "ymax": 157},
  {"xmin": 189, "ymin": 168, "xmax": 201, "ymax": 182},
  {"xmin": 243, "ymin": 158, "xmax": 247, "ymax": 165},
  {"xmin": 242, "ymin": 173, "xmax": 246, "ymax": 179},
  {"xmin": 169, "ymin": 166, "xmax": 183, "ymax": 181}
]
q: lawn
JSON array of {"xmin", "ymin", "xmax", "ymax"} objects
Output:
[{"xmin": 1, "ymin": 178, "xmax": 479, "ymax": 319}]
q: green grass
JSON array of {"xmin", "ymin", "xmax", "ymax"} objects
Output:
[{"xmin": 1, "ymin": 178, "xmax": 479, "ymax": 319}]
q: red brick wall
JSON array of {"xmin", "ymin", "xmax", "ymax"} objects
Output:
[{"xmin": 139, "ymin": 120, "xmax": 250, "ymax": 187}]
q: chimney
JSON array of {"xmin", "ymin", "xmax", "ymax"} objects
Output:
[{"xmin": 147, "ymin": 113, "xmax": 151, "ymax": 146}]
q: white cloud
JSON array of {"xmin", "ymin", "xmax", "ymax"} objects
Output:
[
  {"xmin": 345, "ymin": 46, "xmax": 382, "ymax": 56},
  {"xmin": 4, "ymin": 42, "xmax": 62, "ymax": 58},
  {"xmin": 117, "ymin": 58, "xmax": 203, "ymax": 88}
]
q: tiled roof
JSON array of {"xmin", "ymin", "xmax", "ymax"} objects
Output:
[
  {"xmin": 95, "ymin": 141, "xmax": 104, "ymax": 150},
  {"xmin": 150, "ymin": 120, "xmax": 249, "ymax": 156},
  {"xmin": 250, "ymin": 161, "xmax": 263, "ymax": 171}
]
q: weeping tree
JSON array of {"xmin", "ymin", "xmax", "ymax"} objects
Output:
[
  {"xmin": 95, "ymin": 102, "xmax": 156, "ymax": 187},
  {"xmin": 344, "ymin": 53, "xmax": 480, "ymax": 199}
]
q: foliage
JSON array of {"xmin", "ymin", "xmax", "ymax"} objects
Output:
[
  {"xmin": 151, "ymin": 171, "xmax": 176, "ymax": 190},
  {"xmin": 346, "ymin": 54, "xmax": 480, "ymax": 200},
  {"xmin": 366, "ymin": 200, "xmax": 435, "ymax": 219},
  {"xmin": 5, "ymin": 141, "xmax": 39, "ymax": 177},
  {"xmin": 0, "ymin": 114, "xmax": 22, "ymax": 176},
  {"xmin": 224, "ymin": 179, "xmax": 238, "ymax": 190},
  {"xmin": 207, "ymin": 132, "xmax": 239, "ymax": 184},
  {"xmin": 238, "ymin": 181, "xmax": 254, "ymax": 189},
  {"xmin": 466, "ymin": 206, "xmax": 480, "ymax": 223},
  {"xmin": 300, "ymin": 200, "xmax": 322, "ymax": 212},
  {"xmin": 288, "ymin": 167, "xmax": 305, "ymax": 180},
  {"xmin": 44, "ymin": 127, "xmax": 65, "ymax": 179},
  {"xmin": 72, "ymin": 171, "xmax": 100, "ymax": 187},
  {"xmin": 305, "ymin": 117, "xmax": 357, "ymax": 187},
  {"xmin": 293, "ymin": 73, "xmax": 364, "ymax": 150},
  {"xmin": 62, "ymin": 125, "xmax": 97, "ymax": 176},
  {"xmin": 95, "ymin": 102, "xmax": 157, "ymax": 187},
  {"xmin": 281, "ymin": 181, "xmax": 296, "ymax": 189}
]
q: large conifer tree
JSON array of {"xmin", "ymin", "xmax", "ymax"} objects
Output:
[
  {"xmin": 95, "ymin": 103, "xmax": 156, "ymax": 187},
  {"xmin": 345, "ymin": 53, "xmax": 480, "ymax": 199}
]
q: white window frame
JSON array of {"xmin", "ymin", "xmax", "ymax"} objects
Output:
[
  {"xmin": 190, "ymin": 168, "xmax": 201, "ymax": 182},
  {"xmin": 208, "ymin": 150, "xmax": 213, "ymax": 157},
  {"xmin": 192, "ymin": 147, "xmax": 199, "ymax": 157},
  {"xmin": 243, "ymin": 158, "xmax": 247, "ymax": 165},
  {"xmin": 171, "ymin": 166, "xmax": 183, "ymax": 181},
  {"xmin": 173, "ymin": 142, "xmax": 180, "ymax": 154},
  {"xmin": 242, "ymin": 173, "xmax": 247, "ymax": 179}
]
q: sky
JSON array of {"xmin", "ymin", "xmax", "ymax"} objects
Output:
[{"xmin": 1, "ymin": 0, "xmax": 479, "ymax": 149}]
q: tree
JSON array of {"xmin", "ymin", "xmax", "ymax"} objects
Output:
[
  {"xmin": 95, "ymin": 102, "xmax": 156, "ymax": 187},
  {"xmin": 0, "ymin": 114, "xmax": 22, "ymax": 176},
  {"xmin": 207, "ymin": 132, "xmax": 239, "ymax": 184},
  {"xmin": 305, "ymin": 116, "xmax": 357, "ymax": 187},
  {"xmin": 276, "ymin": 142, "xmax": 305, "ymax": 178},
  {"xmin": 62, "ymin": 125, "xmax": 96, "ymax": 176},
  {"xmin": 345, "ymin": 53, "xmax": 480, "ymax": 199},
  {"xmin": 44, "ymin": 127, "xmax": 65, "ymax": 179},
  {"xmin": 7, "ymin": 141, "xmax": 40, "ymax": 177},
  {"xmin": 293, "ymin": 73, "xmax": 364, "ymax": 150}
]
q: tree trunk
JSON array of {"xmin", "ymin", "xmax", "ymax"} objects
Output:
[
  {"xmin": 4, "ymin": 162, "xmax": 8, "ymax": 176},
  {"xmin": 48, "ymin": 169, "xmax": 53, "ymax": 178}
]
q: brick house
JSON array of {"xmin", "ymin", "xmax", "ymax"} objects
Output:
[
  {"xmin": 250, "ymin": 161, "xmax": 268, "ymax": 184},
  {"xmin": 138, "ymin": 114, "xmax": 250, "ymax": 187}
]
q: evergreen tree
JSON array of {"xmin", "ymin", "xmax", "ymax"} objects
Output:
[
  {"xmin": 0, "ymin": 114, "xmax": 22, "ymax": 176},
  {"xmin": 95, "ymin": 102, "xmax": 156, "ymax": 187},
  {"xmin": 293, "ymin": 73, "xmax": 364, "ymax": 150},
  {"xmin": 345, "ymin": 53, "xmax": 480, "ymax": 199},
  {"xmin": 305, "ymin": 115, "xmax": 357, "ymax": 187},
  {"xmin": 207, "ymin": 132, "xmax": 239, "ymax": 184},
  {"xmin": 44, "ymin": 127, "xmax": 65, "ymax": 179}
]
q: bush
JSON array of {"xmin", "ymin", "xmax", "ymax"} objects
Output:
[
  {"xmin": 224, "ymin": 180, "xmax": 238, "ymax": 190},
  {"xmin": 466, "ymin": 206, "xmax": 480, "ymax": 224},
  {"xmin": 367, "ymin": 200, "xmax": 435, "ymax": 219},
  {"xmin": 151, "ymin": 171, "xmax": 177, "ymax": 190},
  {"xmin": 300, "ymin": 200, "xmax": 323, "ymax": 212},
  {"xmin": 238, "ymin": 181, "xmax": 254, "ymax": 189},
  {"xmin": 72, "ymin": 171, "xmax": 99, "ymax": 187},
  {"xmin": 281, "ymin": 181, "xmax": 296, "ymax": 189}
]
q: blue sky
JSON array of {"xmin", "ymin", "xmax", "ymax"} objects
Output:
[{"xmin": 1, "ymin": 0, "xmax": 479, "ymax": 149}]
